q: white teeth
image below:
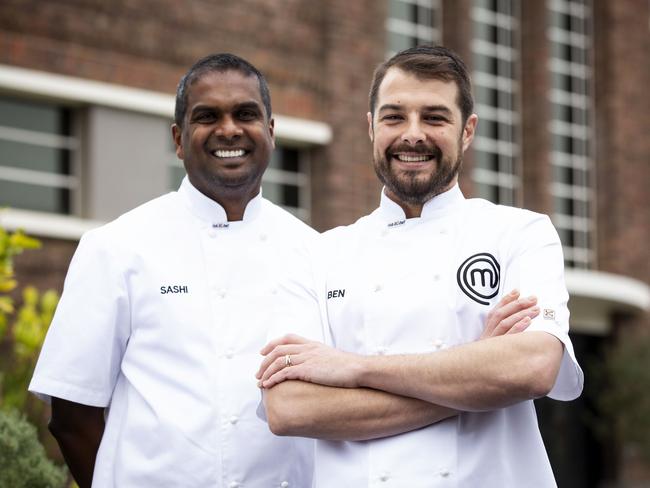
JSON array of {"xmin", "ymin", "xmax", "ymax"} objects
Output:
[
  {"xmin": 214, "ymin": 149, "xmax": 246, "ymax": 158},
  {"xmin": 396, "ymin": 154, "xmax": 430, "ymax": 162}
]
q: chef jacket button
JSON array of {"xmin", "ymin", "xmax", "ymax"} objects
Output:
[
  {"xmin": 218, "ymin": 288, "xmax": 227, "ymax": 298},
  {"xmin": 433, "ymin": 274, "xmax": 441, "ymax": 281},
  {"xmin": 374, "ymin": 284, "xmax": 382, "ymax": 292},
  {"xmin": 379, "ymin": 472, "xmax": 390, "ymax": 482},
  {"xmin": 280, "ymin": 482, "xmax": 289, "ymax": 488},
  {"xmin": 434, "ymin": 339, "xmax": 444, "ymax": 350},
  {"xmin": 229, "ymin": 482, "xmax": 240, "ymax": 488},
  {"xmin": 439, "ymin": 228, "xmax": 448, "ymax": 235},
  {"xmin": 376, "ymin": 346, "xmax": 388, "ymax": 355},
  {"xmin": 208, "ymin": 229, "xmax": 217, "ymax": 238},
  {"xmin": 225, "ymin": 349, "xmax": 234, "ymax": 359},
  {"xmin": 229, "ymin": 415, "xmax": 239, "ymax": 425},
  {"xmin": 381, "ymin": 229, "xmax": 389, "ymax": 237},
  {"xmin": 259, "ymin": 233, "xmax": 268, "ymax": 242},
  {"xmin": 270, "ymin": 287, "xmax": 278, "ymax": 295},
  {"xmin": 439, "ymin": 469, "xmax": 451, "ymax": 477}
]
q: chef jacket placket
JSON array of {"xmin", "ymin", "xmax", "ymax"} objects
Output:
[{"xmin": 363, "ymin": 219, "xmax": 458, "ymax": 487}]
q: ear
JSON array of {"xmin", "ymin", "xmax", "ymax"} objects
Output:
[
  {"xmin": 268, "ymin": 117, "xmax": 275, "ymax": 149},
  {"xmin": 367, "ymin": 112, "xmax": 374, "ymax": 142},
  {"xmin": 171, "ymin": 124, "xmax": 184, "ymax": 160},
  {"xmin": 461, "ymin": 114, "xmax": 478, "ymax": 152}
]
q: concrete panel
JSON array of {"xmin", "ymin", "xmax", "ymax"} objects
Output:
[{"xmin": 84, "ymin": 106, "xmax": 173, "ymax": 220}]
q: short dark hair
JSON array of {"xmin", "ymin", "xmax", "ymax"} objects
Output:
[
  {"xmin": 369, "ymin": 45, "xmax": 474, "ymax": 125},
  {"xmin": 174, "ymin": 53, "xmax": 272, "ymax": 127}
]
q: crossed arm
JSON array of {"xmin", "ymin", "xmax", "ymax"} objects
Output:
[{"xmin": 258, "ymin": 291, "xmax": 560, "ymax": 440}]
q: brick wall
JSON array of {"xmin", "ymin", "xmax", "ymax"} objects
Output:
[
  {"xmin": 0, "ymin": 0, "xmax": 329, "ymax": 121},
  {"xmin": 593, "ymin": 0, "xmax": 650, "ymax": 286},
  {"xmin": 520, "ymin": 1, "xmax": 553, "ymax": 214},
  {"xmin": 310, "ymin": 0, "xmax": 385, "ymax": 231}
]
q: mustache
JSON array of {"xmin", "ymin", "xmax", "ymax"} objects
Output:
[{"xmin": 386, "ymin": 143, "xmax": 442, "ymax": 159}]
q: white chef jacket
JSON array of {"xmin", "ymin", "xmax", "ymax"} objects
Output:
[
  {"xmin": 29, "ymin": 177, "xmax": 316, "ymax": 488},
  {"xmin": 300, "ymin": 184, "xmax": 584, "ymax": 488}
]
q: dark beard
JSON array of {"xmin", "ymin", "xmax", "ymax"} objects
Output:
[{"xmin": 373, "ymin": 143, "xmax": 462, "ymax": 205}]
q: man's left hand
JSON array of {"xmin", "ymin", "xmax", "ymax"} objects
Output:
[{"xmin": 256, "ymin": 334, "xmax": 365, "ymax": 389}]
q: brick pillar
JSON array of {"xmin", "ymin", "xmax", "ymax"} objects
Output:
[
  {"xmin": 520, "ymin": 1, "xmax": 553, "ymax": 214},
  {"xmin": 442, "ymin": 0, "xmax": 476, "ymax": 197},
  {"xmin": 310, "ymin": 0, "xmax": 385, "ymax": 231},
  {"xmin": 593, "ymin": 0, "xmax": 650, "ymax": 284}
]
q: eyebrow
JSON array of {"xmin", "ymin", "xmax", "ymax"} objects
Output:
[
  {"xmin": 377, "ymin": 104, "xmax": 454, "ymax": 116},
  {"xmin": 190, "ymin": 100, "xmax": 263, "ymax": 115},
  {"xmin": 233, "ymin": 101, "xmax": 263, "ymax": 112},
  {"xmin": 421, "ymin": 105, "xmax": 453, "ymax": 115}
]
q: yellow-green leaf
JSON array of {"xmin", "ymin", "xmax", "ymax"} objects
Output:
[
  {"xmin": 22, "ymin": 285, "xmax": 38, "ymax": 306},
  {"xmin": 0, "ymin": 279, "xmax": 17, "ymax": 292},
  {"xmin": 9, "ymin": 231, "xmax": 41, "ymax": 250},
  {"xmin": 0, "ymin": 296, "xmax": 14, "ymax": 314}
]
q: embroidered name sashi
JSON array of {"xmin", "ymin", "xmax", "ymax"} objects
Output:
[
  {"xmin": 160, "ymin": 285, "xmax": 189, "ymax": 294},
  {"xmin": 327, "ymin": 289, "xmax": 346, "ymax": 299}
]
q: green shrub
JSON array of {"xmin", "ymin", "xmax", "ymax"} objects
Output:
[
  {"xmin": 0, "ymin": 223, "xmax": 63, "ymax": 472},
  {"xmin": 0, "ymin": 409, "xmax": 66, "ymax": 487}
]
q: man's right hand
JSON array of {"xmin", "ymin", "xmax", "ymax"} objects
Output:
[{"xmin": 480, "ymin": 290, "xmax": 539, "ymax": 339}]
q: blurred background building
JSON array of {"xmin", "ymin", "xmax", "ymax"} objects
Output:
[{"xmin": 0, "ymin": 0, "xmax": 648, "ymax": 486}]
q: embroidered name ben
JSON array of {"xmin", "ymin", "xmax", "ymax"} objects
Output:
[
  {"xmin": 327, "ymin": 289, "xmax": 346, "ymax": 299},
  {"xmin": 160, "ymin": 285, "xmax": 189, "ymax": 294}
]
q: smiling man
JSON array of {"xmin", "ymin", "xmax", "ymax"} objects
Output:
[
  {"xmin": 258, "ymin": 46, "xmax": 584, "ymax": 487},
  {"xmin": 28, "ymin": 54, "xmax": 316, "ymax": 488}
]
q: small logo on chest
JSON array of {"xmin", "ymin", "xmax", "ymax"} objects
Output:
[
  {"xmin": 327, "ymin": 289, "xmax": 346, "ymax": 299},
  {"xmin": 160, "ymin": 285, "xmax": 189, "ymax": 294},
  {"xmin": 456, "ymin": 253, "xmax": 500, "ymax": 305}
]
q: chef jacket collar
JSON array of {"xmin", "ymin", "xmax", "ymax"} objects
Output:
[
  {"xmin": 378, "ymin": 183, "xmax": 465, "ymax": 224},
  {"xmin": 178, "ymin": 176, "xmax": 262, "ymax": 225}
]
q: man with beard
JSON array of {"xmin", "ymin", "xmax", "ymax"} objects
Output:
[
  {"xmin": 28, "ymin": 53, "xmax": 319, "ymax": 488},
  {"xmin": 258, "ymin": 46, "xmax": 583, "ymax": 487}
]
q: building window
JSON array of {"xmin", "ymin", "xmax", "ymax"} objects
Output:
[
  {"xmin": 471, "ymin": 0, "xmax": 520, "ymax": 206},
  {"xmin": 386, "ymin": 0, "xmax": 442, "ymax": 56},
  {"xmin": 0, "ymin": 97, "xmax": 78, "ymax": 214},
  {"xmin": 548, "ymin": 0, "xmax": 592, "ymax": 268},
  {"xmin": 262, "ymin": 146, "xmax": 311, "ymax": 222},
  {"xmin": 169, "ymin": 144, "xmax": 311, "ymax": 223}
]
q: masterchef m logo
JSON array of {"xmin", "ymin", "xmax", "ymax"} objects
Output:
[{"xmin": 456, "ymin": 253, "xmax": 500, "ymax": 305}]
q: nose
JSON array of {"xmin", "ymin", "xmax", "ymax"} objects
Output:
[
  {"xmin": 401, "ymin": 116, "xmax": 426, "ymax": 146},
  {"xmin": 214, "ymin": 115, "xmax": 243, "ymax": 139}
]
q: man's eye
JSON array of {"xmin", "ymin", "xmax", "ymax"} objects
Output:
[
  {"xmin": 238, "ymin": 110, "xmax": 258, "ymax": 120},
  {"xmin": 425, "ymin": 115, "xmax": 446, "ymax": 123},
  {"xmin": 194, "ymin": 112, "xmax": 216, "ymax": 123},
  {"xmin": 382, "ymin": 114, "xmax": 402, "ymax": 121}
]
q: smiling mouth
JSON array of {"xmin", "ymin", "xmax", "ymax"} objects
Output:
[
  {"xmin": 391, "ymin": 152, "xmax": 436, "ymax": 164},
  {"xmin": 212, "ymin": 149, "xmax": 248, "ymax": 159},
  {"xmin": 393, "ymin": 154, "xmax": 433, "ymax": 162}
]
